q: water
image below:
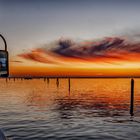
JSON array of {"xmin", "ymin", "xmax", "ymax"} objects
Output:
[{"xmin": 0, "ymin": 78, "xmax": 140, "ymax": 140}]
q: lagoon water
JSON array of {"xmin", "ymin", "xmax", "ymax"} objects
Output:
[{"xmin": 0, "ymin": 78, "xmax": 140, "ymax": 140}]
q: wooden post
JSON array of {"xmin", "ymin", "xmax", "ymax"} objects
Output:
[
  {"xmin": 44, "ymin": 78, "xmax": 46, "ymax": 82},
  {"xmin": 130, "ymin": 78, "xmax": 134, "ymax": 116},
  {"xmin": 56, "ymin": 78, "xmax": 59, "ymax": 87},
  {"xmin": 47, "ymin": 78, "xmax": 49, "ymax": 84},
  {"xmin": 68, "ymin": 78, "xmax": 70, "ymax": 92}
]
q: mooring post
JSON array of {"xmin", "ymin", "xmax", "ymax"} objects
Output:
[
  {"xmin": 47, "ymin": 78, "xmax": 49, "ymax": 84},
  {"xmin": 68, "ymin": 78, "xmax": 70, "ymax": 92},
  {"xmin": 44, "ymin": 78, "xmax": 46, "ymax": 82},
  {"xmin": 130, "ymin": 78, "xmax": 134, "ymax": 116},
  {"xmin": 56, "ymin": 78, "xmax": 59, "ymax": 87}
]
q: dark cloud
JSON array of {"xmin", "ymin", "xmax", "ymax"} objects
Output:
[
  {"xmin": 50, "ymin": 37, "xmax": 140, "ymax": 59},
  {"xmin": 18, "ymin": 37, "xmax": 140, "ymax": 64}
]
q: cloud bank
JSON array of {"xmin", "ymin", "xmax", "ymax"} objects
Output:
[{"xmin": 18, "ymin": 37, "xmax": 140, "ymax": 65}]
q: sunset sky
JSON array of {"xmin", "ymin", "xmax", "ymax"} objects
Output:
[{"xmin": 1, "ymin": 0, "xmax": 140, "ymax": 77}]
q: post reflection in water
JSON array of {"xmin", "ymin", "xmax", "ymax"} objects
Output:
[{"xmin": 0, "ymin": 78, "xmax": 140, "ymax": 139}]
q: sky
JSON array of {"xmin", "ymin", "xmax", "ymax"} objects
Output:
[{"xmin": 0, "ymin": 0, "xmax": 140, "ymax": 77}]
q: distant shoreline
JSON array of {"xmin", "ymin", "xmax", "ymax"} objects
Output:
[{"xmin": 0, "ymin": 76, "xmax": 139, "ymax": 79}]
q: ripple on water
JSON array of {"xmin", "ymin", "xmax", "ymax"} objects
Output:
[{"xmin": 0, "ymin": 78, "xmax": 140, "ymax": 139}]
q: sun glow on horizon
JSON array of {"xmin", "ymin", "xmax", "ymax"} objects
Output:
[
  {"xmin": 10, "ymin": 57, "xmax": 140, "ymax": 77},
  {"xmin": 9, "ymin": 37, "xmax": 140, "ymax": 77}
]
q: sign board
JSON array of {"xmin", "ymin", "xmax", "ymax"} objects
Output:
[
  {"xmin": 0, "ymin": 34, "xmax": 9, "ymax": 77},
  {"xmin": 0, "ymin": 50, "xmax": 9, "ymax": 77}
]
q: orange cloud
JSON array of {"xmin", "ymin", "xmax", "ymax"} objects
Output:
[{"xmin": 18, "ymin": 37, "xmax": 140, "ymax": 64}]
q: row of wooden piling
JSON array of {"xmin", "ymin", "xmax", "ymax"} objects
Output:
[
  {"xmin": 56, "ymin": 78, "xmax": 71, "ymax": 92},
  {"xmin": 4, "ymin": 77, "xmax": 71, "ymax": 92}
]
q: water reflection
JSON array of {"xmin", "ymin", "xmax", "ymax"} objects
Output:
[
  {"xmin": 55, "ymin": 96, "xmax": 128, "ymax": 119},
  {"xmin": 17, "ymin": 78, "xmax": 131, "ymax": 118},
  {"xmin": 1, "ymin": 78, "xmax": 140, "ymax": 139}
]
